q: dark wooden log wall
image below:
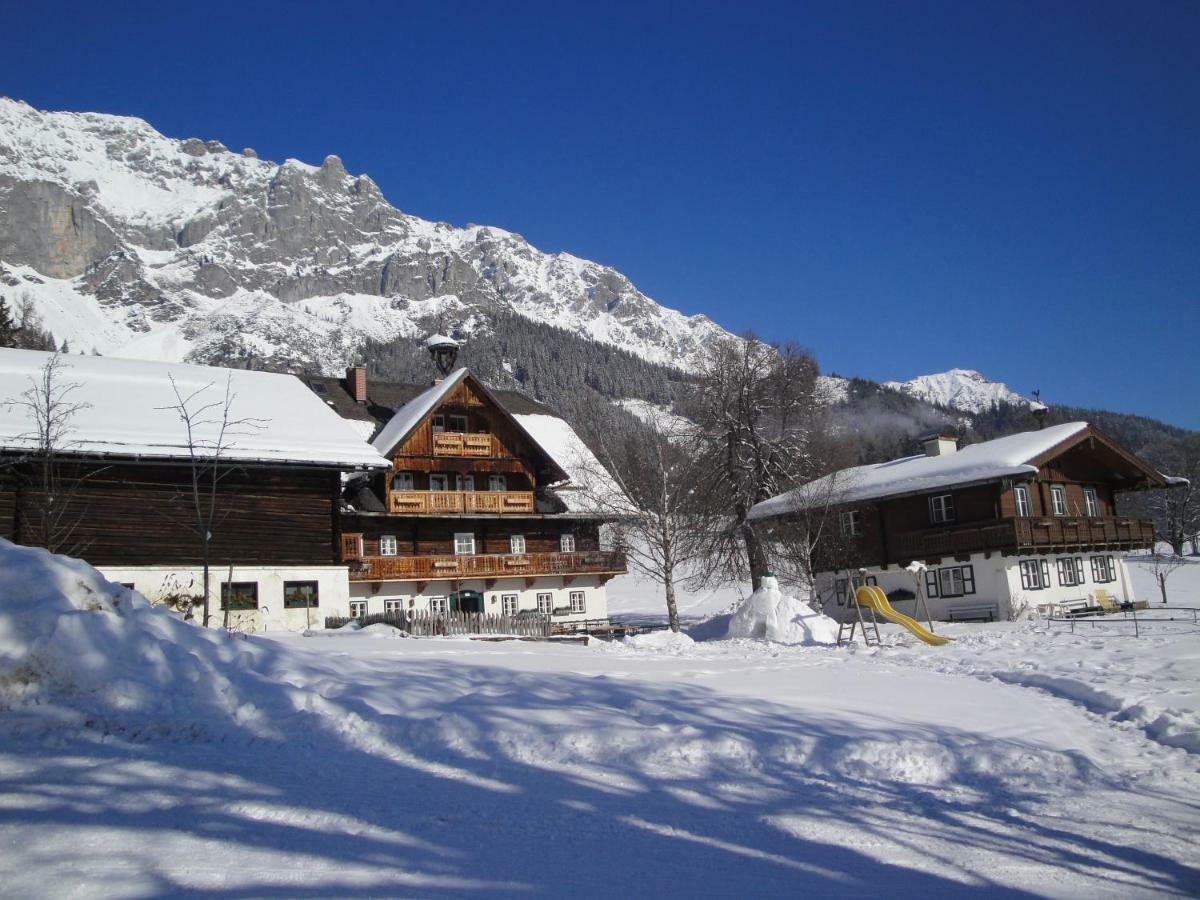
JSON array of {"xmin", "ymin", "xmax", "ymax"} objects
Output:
[{"xmin": 7, "ymin": 462, "xmax": 341, "ymax": 566}]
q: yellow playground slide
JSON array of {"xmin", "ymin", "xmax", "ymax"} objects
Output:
[{"xmin": 853, "ymin": 585, "xmax": 953, "ymax": 646}]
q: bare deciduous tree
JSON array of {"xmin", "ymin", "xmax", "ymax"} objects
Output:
[
  {"xmin": 159, "ymin": 373, "xmax": 265, "ymax": 628},
  {"xmin": 7, "ymin": 353, "xmax": 96, "ymax": 554}
]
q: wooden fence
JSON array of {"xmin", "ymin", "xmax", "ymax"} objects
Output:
[{"xmin": 324, "ymin": 609, "xmax": 552, "ymax": 637}]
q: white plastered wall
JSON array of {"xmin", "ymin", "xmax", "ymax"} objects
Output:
[{"xmin": 348, "ymin": 575, "xmax": 609, "ymax": 623}]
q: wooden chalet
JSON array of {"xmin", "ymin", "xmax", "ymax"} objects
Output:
[
  {"xmin": 750, "ymin": 422, "xmax": 1174, "ymax": 621},
  {"xmin": 304, "ymin": 364, "xmax": 626, "ymax": 625},
  {"xmin": 0, "ymin": 348, "xmax": 390, "ymax": 629}
]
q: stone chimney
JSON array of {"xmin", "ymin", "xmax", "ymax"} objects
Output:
[
  {"xmin": 920, "ymin": 432, "xmax": 959, "ymax": 457},
  {"xmin": 346, "ymin": 365, "xmax": 367, "ymax": 404}
]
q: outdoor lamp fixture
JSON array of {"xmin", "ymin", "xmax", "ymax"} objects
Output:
[{"xmin": 425, "ymin": 333, "xmax": 460, "ymax": 377}]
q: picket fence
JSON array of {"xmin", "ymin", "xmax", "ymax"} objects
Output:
[{"xmin": 324, "ymin": 609, "xmax": 552, "ymax": 638}]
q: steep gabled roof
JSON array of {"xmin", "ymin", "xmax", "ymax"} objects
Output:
[
  {"xmin": 750, "ymin": 422, "xmax": 1090, "ymax": 520},
  {"xmin": 0, "ymin": 349, "xmax": 390, "ymax": 470}
]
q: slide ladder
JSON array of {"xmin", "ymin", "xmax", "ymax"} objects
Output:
[{"xmin": 849, "ymin": 585, "xmax": 954, "ymax": 646}]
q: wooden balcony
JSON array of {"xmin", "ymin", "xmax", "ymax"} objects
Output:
[
  {"xmin": 344, "ymin": 549, "xmax": 628, "ymax": 583},
  {"xmin": 387, "ymin": 490, "xmax": 536, "ymax": 515},
  {"xmin": 890, "ymin": 516, "xmax": 1155, "ymax": 562},
  {"xmin": 432, "ymin": 432, "xmax": 495, "ymax": 457}
]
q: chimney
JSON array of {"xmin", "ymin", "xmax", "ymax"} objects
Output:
[
  {"xmin": 346, "ymin": 365, "xmax": 367, "ymax": 404},
  {"xmin": 920, "ymin": 432, "xmax": 959, "ymax": 457}
]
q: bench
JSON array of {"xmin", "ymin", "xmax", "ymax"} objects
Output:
[
  {"xmin": 946, "ymin": 602, "xmax": 999, "ymax": 622},
  {"xmin": 1060, "ymin": 598, "xmax": 1102, "ymax": 618}
]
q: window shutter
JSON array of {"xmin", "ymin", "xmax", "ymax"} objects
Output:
[{"xmin": 925, "ymin": 570, "xmax": 939, "ymax": 598}]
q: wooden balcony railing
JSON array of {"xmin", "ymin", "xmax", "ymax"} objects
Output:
[
  {"xmin": 345, "ymin": 549, "xmax": 627, "ymax": 582},
  {"xmin": 432, "ymin": 432, "xmax": 495, "ymax": 457},
  {"xmin": 387, "ymin": 490, "xmax": 535, "ymax": 515},
  {"xmin": 890, "ymin": 515, "xmax": 1155, "ymax": 562}
]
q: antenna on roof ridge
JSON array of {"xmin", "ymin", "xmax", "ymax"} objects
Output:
[{"xmin": 1030, "ymin": 388, "xmax": 1049, "ymax": 429}]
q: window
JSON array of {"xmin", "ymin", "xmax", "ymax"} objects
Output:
[
  {"xmin": 349, "ymin": 600, "xmax": 368, "ymax": 618},
  {"xmin": 510, "ymin": 534, "xmax": 527, "ymax": 554},
  {"xmin": 448, "ymin": 414, "xmax": 468, "ymax": 433},
  {"xmin": 501, "ymin": 594, "xmax": 519, "ymax": 615},
  {"xmin": 429, "ymin": 596, "xmax": 448, "ymax": 614},
  {"xmin": 1020, "ymin": 559, "xmax": 1051, "ymax": 591},
  {"xmin": 454, "ymin": 532, "xmax": 476, "ymax": 555},
  {"xmin": 1051, "ymin": 486, "xmax": 1067, "ymax": 516},
  {"xmin": 1083, "ymin": 487, "xmax": 1099, "ymax": 517},
  {"xmin": 1091, "ymin": 555, "xmax": 1116, "ymax": 584},
  {"xmin": 379, "ymin": 534, "xmax": 398, "ymax": 556},
  {"xmin": 221, "ymin": 582, "xmax": 258, "ymax": 610},
  {"xmin": 570, "ymin": 591, "xmax": 586, "ymax": 614},
  {"xmin": 929, "ymin": 494, "xmax": 955, "ymax": 524},
  {"xmin": 1056, "ymin": 558, "xmax": 1087, "ymax": 587},
  {"xmin": 936, "ymin": 565, "xmax": 976, "ymax": 598},
  {"xmin": 834, "ymin": 577, "xmax": 850, "ymax": 606},
  {"xmin": 431, "ymin": 415, "xmax": 445, "ymax": 433},
  {"xmin": 840, "ymin": 510, "xmax": 863, "ymax": 536},
  {"xmin": 537, "ymin": 592, "xmax": 553, "ymax": 615},
  {"xmin": 489, "ymin": 474, "xmax": 507, "ymax": 491},
  {"xmin": 283, "ymin": 581, "xmax": 319, "ymax": 608},
  {"xmin": 429, "ymin": 474, "xmax": 450, "ymax": 492},
  {"xmin": 1014, "ymin": 485, "xmax": 1031, "ymax": 517},
  {"xmin": 560, "ymin": 533, "xmax": 576, "ymax": 553},
  {"xmin": 394, "ymin": 471, "xmax": 415, "ymax": 490},
  {"xmin": 384, "ymin": 599, "xmax": 404, "ymax": 614},
  {"xmin": 457, "ymin": 474, "xmax": 474, "ymax": 492}
]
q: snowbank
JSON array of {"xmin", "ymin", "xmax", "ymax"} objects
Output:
[
  {"xmin": 726, "ymin": 576, "xmax": 840, "ymax": 645},
  {"xmin": 0, "ymin": 538, "xmax": 272, "ymax": 734},
  {"xmin": 622, "ymin": 628, "xmax": 695, "ymax": 653}
]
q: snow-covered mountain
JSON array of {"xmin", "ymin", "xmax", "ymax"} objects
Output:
[
  {"xmin": 0, "ymin": 98, "xmax": 730, "ymax": 372},
  {"xmin": 883, "ymin": 368, "xmax": 1031, "ymax": 414}
]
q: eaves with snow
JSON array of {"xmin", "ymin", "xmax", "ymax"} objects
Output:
[{"xmin": 0, "ymin": 349, "xmax": 390, "ymax": 470}]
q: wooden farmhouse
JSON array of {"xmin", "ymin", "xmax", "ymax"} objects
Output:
[
  {"xmin": 0, "ymin": 348, "xmax": 390, "ymax": 629},
  {"xmin": 750, "ymin": 422, "xmax": 1177, "ymax": 622},
  {"xmin": 304, "ymin": 364, "xmax": 627, "ymax": 627}
]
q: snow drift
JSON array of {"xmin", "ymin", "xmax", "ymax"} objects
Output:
[
  {"xmin": 0, "ymin": 538, "xmax": 273, "ymax": 735},
  {"xmin": 726, "ymin": 576, "xmax": 840, "ymax": 645}
]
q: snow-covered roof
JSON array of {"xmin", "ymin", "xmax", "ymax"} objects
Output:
[
  {"xmin": 514, "ymin": 413, "xmax": 627, "ymax": 515},
  {"xmin": 750, "ymin": 422, "xmax": 1090, "ymax": 520},
  {"xmin": 369, "ymin": 368, "xmax": 468, "ymax": 456},
  {"xmin": 424, "ymin": 333, "xmax": 459, "ymax": 349},
  {"xmin": 0, "ymin": 349, "xmax": 390, "ymax": 469}
]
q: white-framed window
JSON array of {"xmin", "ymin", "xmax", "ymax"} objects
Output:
[
  {"xmin": 489, "ymin": 474, "xmax": 507, "ymax": 491},
  {"xmin": 1051, "ymin": 486, "xmax": 1067, "ymax": 516},
  {"xmin": 560, "ymin": 533, "xmax": 576, "ymax": 553},
  {"xmin": 379, "ymin": 534, "xmax": 398, "ymax": 556},
  {"xmin": 1083, "ymin": 487, "xmax": 1099, "ymax": 517},
  {"xmin": 1090, "ymin": 555, "xmax": 1116, "ymax": 584},
  {"xmin": 429, "ymin": 474, "xmax": 450, "ymax": 491},
  {"xmin": 537, "ymin": 592, "xmax": 553, "ymax": 615},
  {"xmin": 431, "ymin": 415, "xmax": 445, "ymax": 433},
  {"xmin": 349, "ymin": 600, "xmax": 368, "ymax": 618},
  {"xmin": 448, "ymin": 414, "xmax": 468, "ymax": 433},
  {"xmin": 839, "ymin": 510, "xmax": 863, "ymax": 536},
  {"xmin": 936, "ymin": 565, "xmax": 976, "ymax": 598},
  {"xmin": 1057, "ymin": 557, "xmax": 1086, "ymax": 587},
  {"xmin": 1020, "ymin": 559, "xmax": 1050, "ymax": 591},
  {"xmin": 501, "ymin": 594, "xmax": 519, "ymax": 615},
  {"xmin": 569, "ymin": 591, "xmax": 586, "ymax": 614},
  {"xmin": 457, "ymin": 474, "xmax": 474, "ymax": 492},
  {"xmin": 1014, "ymin": 485, "xmax": 1031, "ymax": 517},
  {"xmin": 454, "ymin": 532, "xmax": 476, "ymax": 555},
  {"xmin": 384, "ymin": 599, "xmax": 404, "ymax": 614},
  {"xmin": 510, "ymin": 534, "xmax": 527, "ymax": 554},
  {"xmin": 394, "ymin": 471, "xmax": 415, "ymax": 490},
  {"xmin": 429, "ymin": 596, "xmax": 448, "ymax": 614},
  {"xmin": 929, "ymin": 494, "xmax": 955, "ymax": 524}
]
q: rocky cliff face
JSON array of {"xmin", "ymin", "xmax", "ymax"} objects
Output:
[{"xmin": 0, "ymin": 98, "xmax": 729, "ymax": 372}]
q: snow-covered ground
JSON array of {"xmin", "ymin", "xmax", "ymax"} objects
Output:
[{"xmin": 2, "ymin": 540, "xmax": 1199, "ymax": 897}]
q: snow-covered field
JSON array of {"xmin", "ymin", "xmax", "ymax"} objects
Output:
[{"xmin": 2, "ymin": 541, "xmax": 1199, "ymax": 898}]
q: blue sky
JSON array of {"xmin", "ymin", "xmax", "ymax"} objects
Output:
[{"xmin": 3, "ymin": 1, "xmax": 1197, "ymax": 427}]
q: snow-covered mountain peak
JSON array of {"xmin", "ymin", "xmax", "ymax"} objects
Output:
[
  {"xmin": 0, "ymin": 99, "xmax": 731, "ymax": 373},
  {"xmin": 884, "ymin": 368, "xmax": 1030, "ymax": 414}
]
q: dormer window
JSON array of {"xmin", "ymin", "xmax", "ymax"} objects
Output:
[
  {"xmin": 1051, "ymin": 486, "xmax": 1067, "ymax": 516},
  {"xmin": 929, "ymin": 494, "xmax": 955, "ymax": 525}
]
